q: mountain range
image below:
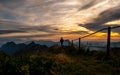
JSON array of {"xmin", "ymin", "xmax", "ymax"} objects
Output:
[
  {"xmin": 0, "ymin": 40, "xmax": 71, "ymax": 54},
  {"xmin": 1, "ymin": 40, "xmax": 120, "ymax": 54},
  {"xmin": 0, "ymin": 41, "xmax": 48, "ymax": 54}
]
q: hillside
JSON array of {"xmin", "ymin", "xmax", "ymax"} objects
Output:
[{"xmin": 0, "ymin": 46, "xmax": 120, "ymax": 75}]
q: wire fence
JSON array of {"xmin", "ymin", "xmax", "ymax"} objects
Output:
[{"xmin": 71, "ymin": 26, "xmax": 120, "ymax": 58}]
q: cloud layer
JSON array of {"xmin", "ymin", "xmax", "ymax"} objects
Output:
[
  {"xmin": 79, "ymin": 4, "xmax": 120, "ymax": 32},
  {"xmin": 0, "ymin": 0, "xmax": 120, "ymax": 43}
]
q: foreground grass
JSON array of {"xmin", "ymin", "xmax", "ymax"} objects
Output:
[
  {"xmin": 0, "ymin": 46, "xmax": 120, "ymax": 75},
  {"xmin": 42, "ymin": 53, "xmax": 120, "ymax": 75}
]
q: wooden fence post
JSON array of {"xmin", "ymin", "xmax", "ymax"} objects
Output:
[
  {"xmin": 79, "ymin": 38, "xmax": 81, "ymax": 51},
  {"xmin": 71, "ymin": 40, "xmax": 73, "ymax": 46},
  {"xmin": 106, "ymin": 27, "xmax": 111, "ymax": 59}
]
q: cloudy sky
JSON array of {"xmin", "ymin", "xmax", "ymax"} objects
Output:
[{"xmin": 0, "ymin": 0, "xmax": 120, "ymax": 43}]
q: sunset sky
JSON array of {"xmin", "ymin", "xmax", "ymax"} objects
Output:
[{"xmin": 0, "ymin": 0, "xmax": 120, "ymax": 43}]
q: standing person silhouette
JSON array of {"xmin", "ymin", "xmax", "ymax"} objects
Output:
[{"xmin": 60, "ymin": 37, "xmax": 64, "ymax": 47}]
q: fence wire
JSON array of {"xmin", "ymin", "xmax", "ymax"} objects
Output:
[{"xmin": 71, "ymin": 26, "xmax": 120, "ymax": 51}]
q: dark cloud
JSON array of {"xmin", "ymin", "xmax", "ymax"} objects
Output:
[
  {"xmin": 79, "ymin": 0, "xmax": 104, "ymax": 11},
  {"xmin": 0, "ymin": 11, "xmax": 17, "ymax": 20},
  {"xmin": 9, "ymin": 34, "xmax": 55, "ymax": 39},
  {"xmin": 78, "ymin": 23, "xmax": 120, "ymax": 33},
  {"xmin": 0, "ymin": 30, "xmax": 25, "ymax": 34},
  {"xmin": 0, "ymin": 19, "xmax": 27, "ymax": 29},
  {"xmin": 0, "ymin": 0, "xmax": 25, "ymax": 9},
  {"xmin": 78, "ymin": 23, "xmax": 108, "ymax": 31},
  {"xmin": 0, "ymin": 19, "xmax": 59, "ymax": 34},
  {"xmin": 98, "ymin": 7, "xmax": 120, "ymax": 23},
  {"xmin": 35, "ymin": 25, "xmax": 59, "ymax": 33},
  {"xmin": 0, "ymin": 0, "xmax": 24, "ymax": 3},
  {"xmin": 79, "ymin": 0, "xmax": 96, "ymax": 10},
  {"xmin": 18, "ymin": 25, "xmax": 88, "ymax": 34},
  {"xmin": 64, "ymin": 31, "xmax": 88, "ymax": 34},
  {"xmin": 78, "ymin": 5, "xmax": 120, "ymax": 32},
  {"xmin": 0, "ymin": 33, "xmax": 56, "ymax": 43},
  {"xmin": 17, "ymin": 25, "xmax": 59, "ymax": 33}
]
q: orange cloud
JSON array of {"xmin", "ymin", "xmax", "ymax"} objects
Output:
[
  {"xmin": 94, "ymin": 32, "xmax": 106, "ymax": 37},
  {"xmin": 111, "ymin": 32, "xmax": 119, "ymax": 37}
]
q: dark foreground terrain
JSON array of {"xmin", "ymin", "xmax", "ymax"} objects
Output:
[{"xmin": 0, "ymin": 46, "xmax": 120, "ymax": 75}]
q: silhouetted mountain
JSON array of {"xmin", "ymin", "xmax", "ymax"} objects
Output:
[
  {"xmin": 0, "ymin": 42, "xmax": 26, "ymax": 54},
  {"xmin": 0, "ymin": 39, "xmax": 71, "ymax": 54},
  {"xmin": 0, "ymin": 41, "xmax": 48, "ymax": 54},
  {"xmin": 25, "ymin": 41, "xmax": 48, "ymax": 53}
]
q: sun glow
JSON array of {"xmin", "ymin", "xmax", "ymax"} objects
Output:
[
  {"xmin": 111, "ymin": 32, "xmax": 119, "ymax": 37},
  {"xmin": 94, "ymin": 32, "xmax": 119, "ymax": 37},
  {"xmin": 95, "ymin": 32, "xmax": 106, "ymax": 37},
  {"xmin": 92, "ymin": 32, "xmax": 119, "ymax": 37}
]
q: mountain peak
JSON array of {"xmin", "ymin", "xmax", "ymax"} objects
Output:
[
  {"xmin": 6, "ymin": 41, "xmax": 16, "ymax": 45},
  {"xmin": 28, "ymin": 41, "xmax": 36, "ymax": 46}
]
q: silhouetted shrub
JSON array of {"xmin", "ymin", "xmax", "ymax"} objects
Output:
[
  {"xmin": 78, "ymin": 47, "xmax": 86, "ymax": 54},
  {"xmin": 107, "ymin": 58, "xmax": 120, "ymax": 68},
  {"xmin": 84, "ymin": 48, "xmax": 90, "ymax": 55},
  {"xmin": 60, "ymin": 46, "xmax": 77, "ymax": 55},
  {"xmin": 95, "ymin": 51, "xmax": 105, "ymax": 60},
  {"xmin": 29, "ymin": 56, "xmax": 55, "ymax": 75}
]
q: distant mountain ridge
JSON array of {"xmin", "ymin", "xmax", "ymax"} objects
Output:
[
  {"xmin": 0, "ymin": 42, "xmax": 26, "ymax": 54},
  {"xmin": 0, "ymin": 41, "xmax": 48, "ymax": 54},
  {"xmin": 0, "ymin": 40, "xmax": 71, "ymax": 54}
]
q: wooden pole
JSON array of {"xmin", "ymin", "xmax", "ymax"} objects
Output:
[
  {"xmin": 71, "ymin": 40, "xmax": 73, "ymax": 46},
  {"xmin": 79, "ymin": 38, "xmax": 81, "ymax": 51},
  {"xmin": 106, "ymin": 27, "xmax": 111, "ymax": 59}
]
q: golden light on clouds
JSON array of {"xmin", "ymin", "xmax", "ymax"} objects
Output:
[
  {"xmin": 111, "ymin": 32, "xmax": 119, "ymax": 37},
  {"xmin": 94, "ymin": 32, "xmax": 119, "ymax": 37},
  {"xmin": 105, "ymin": 20, "xmax": 120, "ymax": 25},
  {"xmin": 94, "ymin": 32, "xmax": 106, "ymax": 37}
]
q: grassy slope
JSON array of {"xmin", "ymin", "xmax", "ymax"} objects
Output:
[
  {"xmin": 0, "ymin": 46, "xmax": 120, "ymax": 75},
  {"xmin": 37, "ymin": 52, "xmax": 119, "ymax": 75}
]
